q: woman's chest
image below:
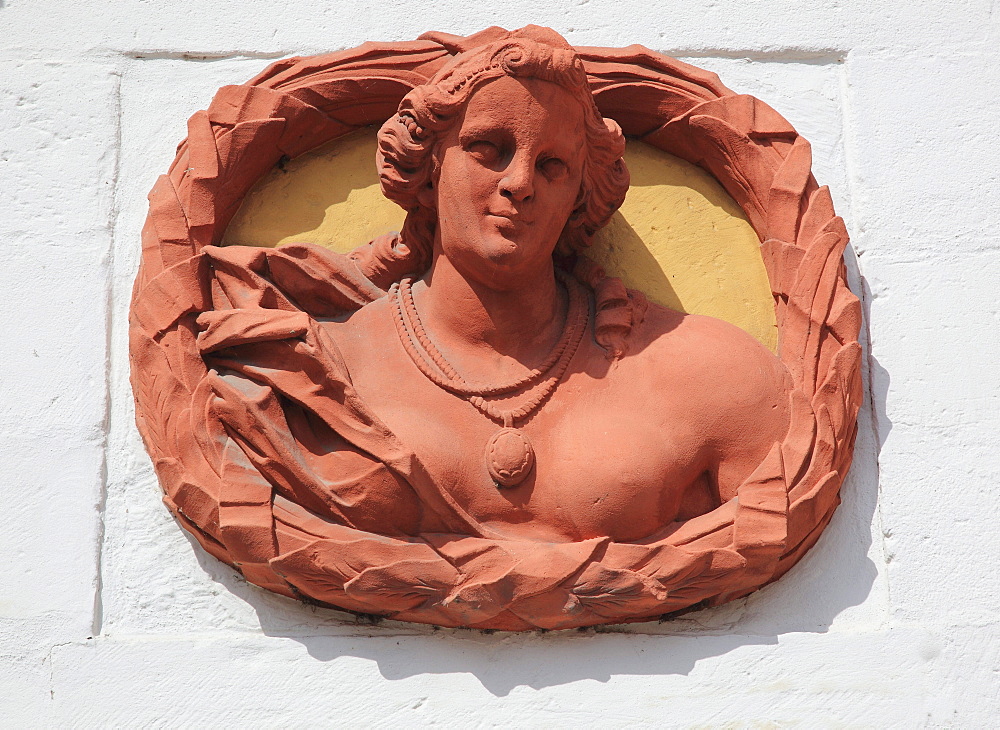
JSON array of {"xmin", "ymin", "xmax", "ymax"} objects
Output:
[{"xmin": 342, "ymin": 335, "xmax": 711, "ymax": 541}]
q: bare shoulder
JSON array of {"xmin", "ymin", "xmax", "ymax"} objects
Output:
[
  {"xmin": 320, "ymin": 294, "xmax": 392, "ymax": 337},
  {"xmin": 624, "ymin": 303, "xmax": 791, "ymax": 500},
  {"xmin": 317, "ymin": 294, "xmax": 396, "ymax": 372},
  {"xmin": 629, "ymin": 302, "xmax": 791, "ymax": 428},
  {"xmin": 635, "ymin": 303, "xmax": 785, "ymax": 377}
]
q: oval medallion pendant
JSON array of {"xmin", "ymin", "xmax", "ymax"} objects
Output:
[{"xmin": 485, "ymin": 428, "xmax": 535, "ymax": 488}]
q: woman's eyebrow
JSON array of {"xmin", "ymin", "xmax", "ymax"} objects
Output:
[{"xmin": 458, "ymin": 124, "xmax": 504, "ymax": 139}]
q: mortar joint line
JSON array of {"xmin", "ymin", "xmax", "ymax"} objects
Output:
[{"xmin": 91, "ymin": 58, "xmax": 125, "ymax": 640}]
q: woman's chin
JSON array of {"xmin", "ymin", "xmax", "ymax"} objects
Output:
[
  {"xmin": 471, "ymin": 257, "xmax": 549, "ymax": 291},
  {"xmin": 444, "ymin": 234, "xmax": 556, "ymax": 288}
]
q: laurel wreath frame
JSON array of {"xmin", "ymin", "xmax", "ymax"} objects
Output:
[{"xmin": 130, "ymin": 33, "xmax": 862, "ymax": 630}]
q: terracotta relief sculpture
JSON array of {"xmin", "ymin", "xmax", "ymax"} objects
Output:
[{"xmin": 130, "ymin": 26, "xmax": 862, "ymax": 630}]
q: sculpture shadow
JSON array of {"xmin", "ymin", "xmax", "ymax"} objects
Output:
[
  {"xmin": 223, "ymin": 134, "xmax": 391, "ymax": 248},
  {"xmin": 858, "ymin": 266, "xmax": 892, "ymax": 447},
  {"xmin": 281, "ymin": 629, "xmax": 780, "ymax": 696},
  {"xmin": 593, "ymin": 211, "xmax": 685, "ymax": 312}
]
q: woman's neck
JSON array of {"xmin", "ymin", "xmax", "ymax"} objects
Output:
[{"xmin": 413, "ymin": 252, "xmax": 568, "ymax": 375}]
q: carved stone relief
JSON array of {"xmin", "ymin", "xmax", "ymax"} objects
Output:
[{"xmin": 130, "ymin": 26, "xmax": 861, "ymax": 630}]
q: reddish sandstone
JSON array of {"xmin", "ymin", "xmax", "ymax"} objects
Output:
[{"xmin": 130, "ymin": 26, "xmax": 861, "ymax": 630}]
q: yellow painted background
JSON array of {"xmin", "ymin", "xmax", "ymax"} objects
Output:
[{"xmin": 223, "ymin": 129, "xmax": 777, "ymax": 351}]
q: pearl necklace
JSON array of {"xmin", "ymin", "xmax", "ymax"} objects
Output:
[{"xmin": 389, "ymin": 271, "xmax": 589, "ymax": 487}]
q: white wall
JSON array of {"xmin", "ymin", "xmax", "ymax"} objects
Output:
[{"xmin": 2, "ymin": 1, "xmax": 998, "ymax": 725}]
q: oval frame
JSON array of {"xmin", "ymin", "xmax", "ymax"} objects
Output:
[{"xmin": 130, "ymin": 31, "xmax": 863, "ymax": 630}]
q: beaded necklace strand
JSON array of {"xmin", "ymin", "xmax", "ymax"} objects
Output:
[{"xmin": 389, "ymin": 271, "xmax": 590, "ymax": 486}]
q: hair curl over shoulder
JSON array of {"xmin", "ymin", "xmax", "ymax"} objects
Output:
[{"xmin": 376, "ymin": 28, "xmax": 630, "ymax": 272}]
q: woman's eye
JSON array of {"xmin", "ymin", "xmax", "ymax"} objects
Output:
[
  {"xmin": 539, "ymin": 157, "xmax": 568, "ymax": 178},
  {"xmin": 467, "ymin": 141, "xmax": 500, "ymax": 164}
]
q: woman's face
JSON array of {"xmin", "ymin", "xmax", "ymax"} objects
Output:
[{"xmin": 433, "ymin": 75, "xmax": 587, "ymax": 289}]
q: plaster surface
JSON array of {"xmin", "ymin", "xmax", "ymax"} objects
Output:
[
  {"xmin": 2, "ymin": 0, "xmax": 999, "ymax": 724},
  {"xmin": 0, "ymin": 58, "xmax": 116, "ymax": 659}
]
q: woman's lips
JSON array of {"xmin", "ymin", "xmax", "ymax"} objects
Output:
[{"xmin": 488, "ymin": 212, "xmax": 534, "ymax": 229}]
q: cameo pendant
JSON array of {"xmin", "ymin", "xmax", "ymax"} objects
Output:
[{"xmin": 485, "ymin": 427, "xmax": 535, "ymax": 488}]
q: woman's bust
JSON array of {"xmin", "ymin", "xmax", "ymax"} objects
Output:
[
  {"xmin": 131, "ymin": 24, "xmax": 861, "ymax": 629},
  {"xmin": 318, "ymin": 28, "xmax": 790, "ymax": 542}
]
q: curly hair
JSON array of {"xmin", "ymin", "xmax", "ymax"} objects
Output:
[{"xmin": 375, "ymin": 28, "xmax": 630, "ymax": 271}]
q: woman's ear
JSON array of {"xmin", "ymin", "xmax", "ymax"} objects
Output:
[
  {"xmin": 416, "ymin": 178, "xmax": 436, "ymax": 209},
  {"xmin": 566, "ymin": 183, "xmax": 588, "ymax": 224},
  {"xmin": 417, "ymin": 146, "xmax": 444, "ymax": 209}
]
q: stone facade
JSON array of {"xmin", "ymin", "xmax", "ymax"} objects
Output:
[{"xmin": 1, "ymin": 1, "xmax": 997, "ymax": 724}]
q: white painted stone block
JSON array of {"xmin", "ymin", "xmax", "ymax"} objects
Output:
[
  {"xmin": 845, "ymin": 50, "xmax": 1000, "ymax": 629},
  {"xmin": 845, "ymin": 51, "xmax": 1000, "ymax": 250},
  {"xmin": 1, "ymin": 0, "xmax": 994, "ymax": 57},
  {"xmin": 0, "ymin": 58, "xmax": 117, "ymax": 722},
  {"xmin": 0, "ymin": 61, "xmax": 117, "ymax": 636},
  {"xmin": 45, "ymin": 628, "xmax": 940, "ymax": 726}
]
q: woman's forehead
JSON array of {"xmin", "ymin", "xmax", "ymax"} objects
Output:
[{"xmin": 458, "ymin": 76, "xmax": 587, "ymax": 138}]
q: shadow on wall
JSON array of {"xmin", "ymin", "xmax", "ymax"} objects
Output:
[
  {"xmin": 286, "ymin": 631, "xmax": 781, "ymax": 697},
  {"xmin": 181, "ymin": 253, "xmax": 890, "ymax": 698}
]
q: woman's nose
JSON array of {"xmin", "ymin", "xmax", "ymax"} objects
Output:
[{"xmin": 499, "ymin": 154, "xmax": 534, "ymax": 202}]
